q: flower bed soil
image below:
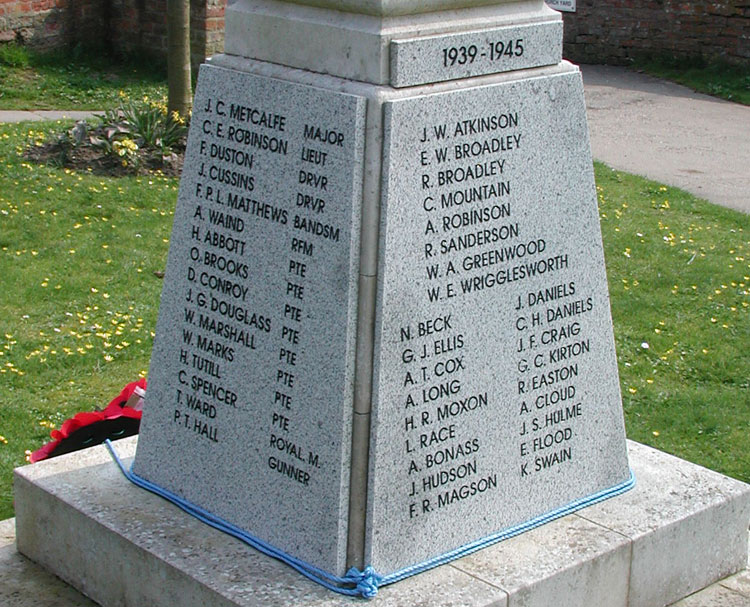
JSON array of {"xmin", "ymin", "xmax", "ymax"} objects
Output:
[{"xmin": 25, "ymin": 138, "xmax": 185, "ymax": 177}]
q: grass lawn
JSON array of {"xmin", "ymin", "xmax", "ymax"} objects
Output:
[
  {"xmin": 0, "ymin": 123, "xmax": 748, "ymax": 520},
  {"xmin": 632, "ymin": 57, "xmax": 750, "ymax": 106},
  {"xmin": 0, "ymin": 121, "xmax": 176, "ymax": 518},
  {"xmin": 0, "ymin": 44, "xmax": 167, "ymax": 111},
  {"xmin": 597, "ymin": 166, "xmax": 750, "ymax": 483}
]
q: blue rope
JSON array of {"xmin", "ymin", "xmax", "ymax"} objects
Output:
[
  {"xmin": 346, "ymin": 566, "xmax": 382, "ymax": 598},
  {"xmin": 104, "ymin": 440, "xmax": 366, "ymax": 596},
  {"xmin": 105, "ymin": 440, "xmax": 634, "ymax": 598}
]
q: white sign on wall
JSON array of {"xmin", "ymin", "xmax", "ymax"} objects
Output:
[{"xmin": 546, "ymin": 0, "xmax": 576, "ymax": 12}]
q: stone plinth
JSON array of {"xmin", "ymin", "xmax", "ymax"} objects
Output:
[{"xmin": 13, "ymin": 438, "xmax": 750, "ymax": 606}]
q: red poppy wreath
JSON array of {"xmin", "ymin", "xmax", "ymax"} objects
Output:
[{"xmin": 30, "ymin": 378, "xmax": 147, "ymax": 463}]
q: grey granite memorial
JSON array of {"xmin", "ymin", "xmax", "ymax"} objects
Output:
[
  {"xmin": 131, "ymin": 0, "xmax": 634, "ymax": 594},
  {"xmin": 13, "ymin": 1, "xmax": 750, "ymax": 604}
]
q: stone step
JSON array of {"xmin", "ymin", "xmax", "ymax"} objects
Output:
[{"xmin": 10, "ymin": 438, "xmax": 750, "ymax": 607}]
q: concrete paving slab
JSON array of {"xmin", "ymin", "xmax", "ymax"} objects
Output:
[
  {"xmin": 13, "ymin": 437, "xmax": 506, "ymax": 607},
  {"xmin": 0, "ymin": 542, "xmax": 98, "ymax": 607},
  {"xmin": 582, "ymin": 64, "xmax": 750, "ymax": 214},
  {"xmin": 720, "ymin": 548, "xmax": 750, "ymax": 599},
  {"xmin": 671, "ymin": 583, "xmax": 750, "ymax": 607},
  {"xmin": 0, "ymin": 517, "xmax": 15, "ymax": 547}
]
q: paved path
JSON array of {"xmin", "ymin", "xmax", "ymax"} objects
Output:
[
  {"xmin": 0, "ymin": 110, "xmax": 98, "ymax": 123},
  {"xmin": 1, "ymin": 66, "xmax": 749, "ymax": 213},
  {"xmin": 1, "ymin": 518, "xmax": 98, "ymax": 607},
  {"xmin": 582, "ymin": 64, "xmax": 750, "ymax": 214}
]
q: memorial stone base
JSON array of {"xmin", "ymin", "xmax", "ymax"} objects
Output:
[{"xmin": 13, "ymin": 437, "xmax": 750, "ymax": 607}]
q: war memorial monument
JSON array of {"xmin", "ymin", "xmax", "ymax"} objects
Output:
[{"xmin": 13, "ymin": 0, "xmax": 750, "ymax": 604}]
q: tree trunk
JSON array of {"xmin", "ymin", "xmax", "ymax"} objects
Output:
[{"xmin": 167, "ymin": 0, "xmax": 192, "ymax": 118}]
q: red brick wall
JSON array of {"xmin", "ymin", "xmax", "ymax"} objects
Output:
[
  {"xmin": 194, "ymin": 0, "xmax": 228, "ymax": 60},
  {"xmin": 0, "ymin": 0, "xmax": 103, "ymax": 48},
  {"xmin": 563, "ymin": 0, "xmax": 750, "ymax": 65},
  {"xmin": 0, "ymin": 0, "xmax": 227, "ymax": 64},
  {"xmin": 108, "ymin": 0, "xmax": 169, "ymax": 59}
]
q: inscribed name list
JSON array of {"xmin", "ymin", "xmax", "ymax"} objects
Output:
[
  {"xmin": 133, "ymin": 64, "xmax": 366, "ymax": 576},
  {"xmin": 366, "ymin": 70, "xmax": 630, "ymax": 575}
]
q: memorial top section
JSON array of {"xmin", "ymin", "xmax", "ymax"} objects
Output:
[
  {"xmin": 225, "ymin": 0, "xmax": 561, "ymax": 86},
  {"xmin": 280, "ymin": 0, "xmax": 528, "ymax": 17}
]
